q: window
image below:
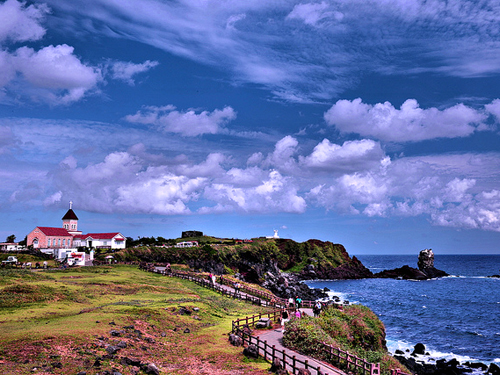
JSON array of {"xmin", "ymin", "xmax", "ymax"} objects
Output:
[
  {"xmin": 71, "ymin": 224, "xmax": 76, "ymax": 229},
  {"xmin": 48, "ymin": 238, "xmax": 51, "ymax": 246}
]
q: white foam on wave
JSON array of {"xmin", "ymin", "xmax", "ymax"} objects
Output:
[{"xmin": 387, "ymin": 339, "xmax": 488, "ymax": 366}]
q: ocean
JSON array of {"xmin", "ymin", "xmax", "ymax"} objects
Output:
[{"xmin": 305, "ymin": 255, "xmax": 500, "ymax": 368}]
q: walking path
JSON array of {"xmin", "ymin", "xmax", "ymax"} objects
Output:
[{"xmin": 155, "ymin": 267, "xmax": 346, "ymax": 375}]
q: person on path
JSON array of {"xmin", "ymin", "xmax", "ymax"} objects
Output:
[
  {"xmin": 288, "ymin": 297, "xmax": 294, "ymax": 308},
  {"xmin": 295, "ymin": 296, "xmax": 302, "ymax": 309},
  {"xmin": 313, "ymin": 301, "xmax": 322, "ymax": 317},
  {"xmin": 234, "ymin": 282, "xmax": 240, "ymax": 296},
  {"xmin": 211, "ymin": 274, "xmax": 216, "ymax": 285},
  {"xmin": 209, "ymin": 273, "xmax": 213, "ymax": 285},
  {"xmin": 281, "ymin": 309, "xmax": 289, "ymax": 332},
  {"xmin": 295, "ymin": 309, "xmax": 301, "ymax": 319}
]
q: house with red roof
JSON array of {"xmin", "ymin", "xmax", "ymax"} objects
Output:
[{"xmin": 26, "ymin": 203, "xmax": 126, "ymax": 252}]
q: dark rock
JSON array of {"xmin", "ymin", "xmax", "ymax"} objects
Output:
[
  {"xmin": 489, "ymin": 363, "xmax": 500, "ymax": 375},
  {"xmin": 142, "ymin": 363, "xmax": 160, "ymax": 375},
  {"xmin": 395, "ymin": 349, "xmax": 404, "ymax": 355},
  {"xmin": 255, "ymin": 318, "xmax": 271, "ymax": 329},
  {"xmin": 110, "ymin": 330, "xmax": 121, "ymax": 337},
  {"xmin": 120, "ymin": 357, "xmax": 142, "ymax": 367},
  {"xmin": 51, "ymin": 362, "xmax": 63, "ymax": 369},
  {"xmin": 228, "ymin": 334, "xmax": 243, "ymax": 347},
  {"xmin": 178, "ymin": 307, "xmax": 191, "ymax": 315},
  {"xmin": 270, "ymin": 358, "xmax": 283, "ymax": 372},
  {"xmin": 243, "ymin": 344, "xmax": 259, "ymax": 359},
  {"xmin": 116, "ymin": 341, "xmax": 127, "ymax": 349},
  {"xmin": 123, "ymin": 325, "xmax": 134, "ymax": 329},
  {"xmin": 160, "ymin": 332, "xmax": 166, "ymax": 337},
  {"xmin": 144, "ymin": 337, "xmax": 156, "ymax": 343},
  {"xmin": 413, "ymin": 343, "xmax": 426, "ymax": 355},
  {"xmin": 418, "ymin": 249, "xmax": 449, "ymax": 278},
  {"xmin": 77, "ymin": 372, "xmax": 87, "ymax": 375},
  {"xmin": 105, "ymin": 345, "xmax": 120, "ymax": 355},
  {"xmin": 109, "ymin": 321, "xmax": 116, "ymax": 326},
  {"xmin": 375, "ymin": 265, "xmax": 428, "ymax": 280},
  {"xmin": 183, "ymin": 328, "xmax": 190, "ymax": 334},
  {"xmin": 464, "ymin": 362, "xmax": 487, "ymax": 371}
]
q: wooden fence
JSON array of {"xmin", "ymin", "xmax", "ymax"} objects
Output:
[
  {"xmin": 142, "ymin": 265, "xmax": 408, "ymax": 375},
  {"xmin": 232, "ymin": 310, "xmax": 381, "ymax": 375}
]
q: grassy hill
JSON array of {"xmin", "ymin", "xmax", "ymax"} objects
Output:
[
  {"xmin": 111, "ymin": 237, "xmax": 369, "ymax": 282},
  {"xmin": 0, "ymin": 265, "xmax": 272, "ymax": 375}
]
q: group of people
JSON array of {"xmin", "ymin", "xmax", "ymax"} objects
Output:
[{"xmin": 280, "ymin": 297, "xmax": 324, "ymax": 332}]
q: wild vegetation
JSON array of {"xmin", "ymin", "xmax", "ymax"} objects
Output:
[
  {"xmin": 283, "ymin": 304, "xmax": 408, "ymax": 374},
  {"xmin": 113, "ymin": 237, "xmax": 356, "ymax": 275}
]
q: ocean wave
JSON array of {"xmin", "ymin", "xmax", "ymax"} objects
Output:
[{"xmin": 387, "ymin": 338, "xmax": 482, "ymax": 365}]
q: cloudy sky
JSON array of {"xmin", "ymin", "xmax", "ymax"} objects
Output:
[{"xmin": 1, "ymin": 0, "xmax": 500, "ymax": 255}]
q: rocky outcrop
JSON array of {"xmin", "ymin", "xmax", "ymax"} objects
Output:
[
  {"xmin": 374, "ymin": 249, "xmax": 448, "ymax": 280},
  {"xmin": 418, "ymin": 249, "xmax": 448, "ymax": 278},
  {"xmin": 300, "ymin": 256, "xmax": 373, "ymax": 280},
  {"xmin": 395, "ymin": 344, "xmax": 491, "ymax": 375},
  {"xmin": 261, "ymin": 271, "xmax": 328, "ymax": 300},
  {"xmin": 375, "ymin": 265, "xmax": 429, "ymax": 280}
]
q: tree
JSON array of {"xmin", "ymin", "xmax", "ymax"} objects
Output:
[{"xmin": 6, "ymin": 234, "xmax": 16, "ymax": 243}]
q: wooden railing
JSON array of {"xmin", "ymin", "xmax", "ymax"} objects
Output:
[
  {"xmin": 142, "ymin": 265, "xmax": 391, "ymax": 375},
  {"xmin": 232, "ymin": 310, "xmax": 380, "ymax": 375}
]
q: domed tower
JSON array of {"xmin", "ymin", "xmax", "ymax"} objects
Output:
[{"xmin": 62, "ymin": 201, "xmax": 81, "ymax": 235}]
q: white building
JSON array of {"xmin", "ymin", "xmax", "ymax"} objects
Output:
[
  {"xmin": 0, "ymin": 242, "xmax": 23, "ymax": 251},
  {"xmin": 175, "ymin": 241, "xmax": 198, "ymax": 248},
  {"xmin": 73, "ymin": 233, "xmax": 126, "ymax": 250}
]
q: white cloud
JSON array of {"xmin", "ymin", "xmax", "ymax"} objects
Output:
[
  {"xmin": 12, "ymin": 44, "xmax": 102, "ymax": 104},
  {"xmin": 286, "ymin": 2, "xmax": 343, "ymax": 26},
  {"xmin": 0, "ymin": 0, "xmax": 48, "ymax": 43},
  {"xmin": 109, "ymin": 60, "xmax": 159, "ymax": 85},
  {"xmin": 202, "ymin": 170, "xmax": 306, "ymax": 214},
  {"xmin": 125, "ymin": 105, "xmax": 237, "ymax": 136},
  {"xmin": 41, "ymin": 0, "xmax": 500, "ymax": 102},
  {"xmin": 300, "ymin": 138, "xmax": 384, "ymax": 173},
  {"xmin": 324, "ymin": 98, "xmax": 487, "ymax": 142}
]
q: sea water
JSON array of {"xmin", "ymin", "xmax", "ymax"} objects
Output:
[{"xmin": 305, "ymin": 255, "xmax": 500, "ymax": 367}]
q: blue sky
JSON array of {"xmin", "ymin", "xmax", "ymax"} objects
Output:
[{"xmin": 1, "ymin": 0, "xmax": 500, "ymax": 255}]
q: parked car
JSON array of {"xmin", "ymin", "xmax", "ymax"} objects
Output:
[{"xmin": 2, "ymin": 256, "xmax": 18, "ymax": 264}]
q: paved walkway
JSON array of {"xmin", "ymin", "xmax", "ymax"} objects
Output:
[{"xmin": 156, "ymin": 267, "xmax": 346, "ymax": 375}]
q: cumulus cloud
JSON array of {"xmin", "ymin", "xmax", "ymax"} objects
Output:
[
  {"xmin": 324, "ymin": 98, "xmax": 487, "ymax": 142},
  {"xmin": 202, "ymin": 170, "xmax": 306, "ymax": 214},
  {"xmin": 300, "ymin": 139, "xmax": 385, "ymax": 173},
  {"xmin": 0, "ymin": 0, "xmax": 48, "ymax": 43},
  {"xmin": 8, "ymin": 126, "xmax": 500, "ymax": 232},
  {"xmin": 13, "ymin": 45, "xmax": 102, "ymax": 104},
  {"xmin": 108, "ymin": 60, "xmax": 159, "ymax": 85},
  {"xmin": 124, "ymin": 105, "xmax": 237, "ymax": 136},
  {"xmin": 0, "ymin": 1, "xmax": 102, "ymax": 105}
]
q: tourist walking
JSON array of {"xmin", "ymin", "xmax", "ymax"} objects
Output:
[
  {"xmin": 295, "ymin": 296, "xmax": 302, "ymax": 309},
  {"xmin": 288, "ymin": 297, "xmax": 294, "ymax": 308},
  {"xmin": 281, "ymin": 309, "xmax": 289, "ymax": 332},
  {"xmin": 234, "ymin": 282, "xmax": 240, "ymax": 296},
  {"xmin": 313, "ymin": 301, "xmax": 322, "ymax": 317}
]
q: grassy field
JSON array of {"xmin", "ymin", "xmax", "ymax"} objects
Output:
[{"xmin": 0, "ymin": 265, "xmax": 273, "ymax": 375}]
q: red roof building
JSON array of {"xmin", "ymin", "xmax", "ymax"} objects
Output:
[{"xmin": 26, "ymin": 204, "xmax": 126, "ymax": 250}]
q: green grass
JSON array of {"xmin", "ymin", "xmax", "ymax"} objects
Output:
[{"xmin": 0, "ymin": 265, "xmax": 271, "ymax": 375}]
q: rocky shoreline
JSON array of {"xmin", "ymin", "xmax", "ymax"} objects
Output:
[{"xmin": 394, "ymin": 343, "xmax": 500, "ymax": 375}]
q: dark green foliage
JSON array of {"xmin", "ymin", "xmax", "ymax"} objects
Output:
[
  {"xmin": 283, "ymin": 305, "xmax": 406, "ymax": 374},
  {"xmin": 114, "ymin": 237, "xmax": 354, "ymax": 275}
]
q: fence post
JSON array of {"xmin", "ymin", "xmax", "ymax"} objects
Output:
[{"xmin": 264, "ymin": 340, "xmax": 267, "ymax": 360}]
